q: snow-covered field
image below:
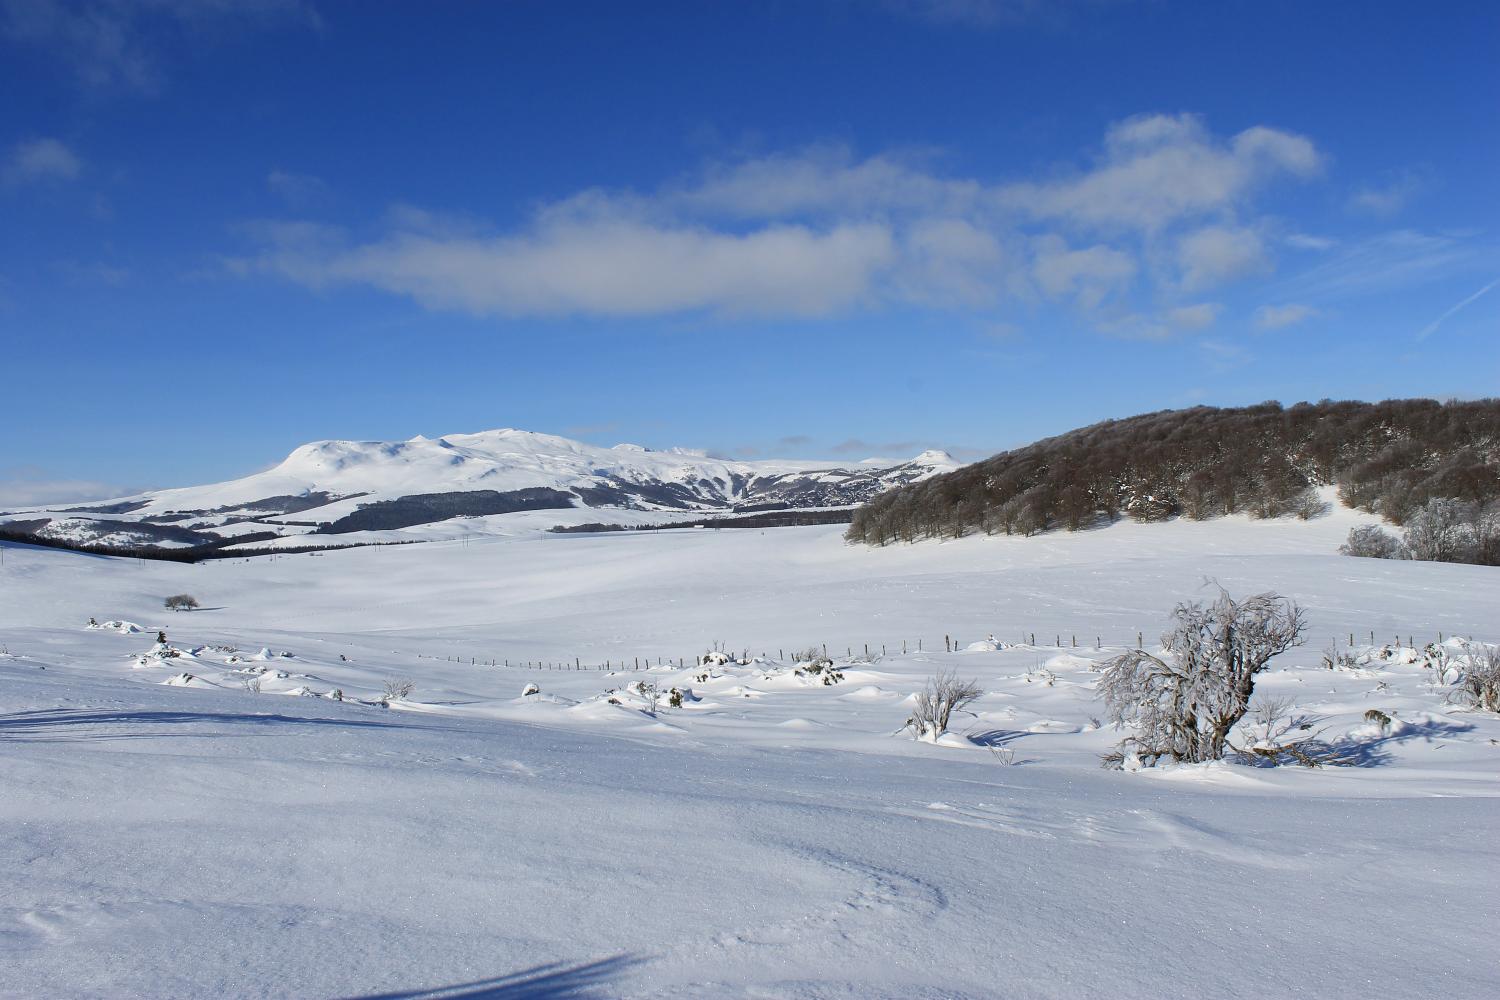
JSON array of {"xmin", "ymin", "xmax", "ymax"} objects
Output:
[{"xmin": 3, "ymin": 498, "xmax": 1498, "ymax": 998}]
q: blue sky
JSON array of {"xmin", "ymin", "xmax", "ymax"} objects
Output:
[{"xmin": 2, "ymin": 0, "xmax": 1496, "ymax": 503}]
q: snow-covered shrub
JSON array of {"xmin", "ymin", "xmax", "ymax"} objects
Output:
[
  {"xmin": 382, "ymin": 678, "xmax": 415, "ymax": 702},
  {"xmin": 1097, "ymin": 589, "xmax": 1305, "ymax": 767},
  {"xmin": 164, "ymin": 594, "xmax": 200, "ymax": 611},
  {"xmin": 1399, "ymin": 498, "xmax": 1500, "ymax": 565},
  {"xmin": 1231, "ymin": 694, "xmax": 1356, "ymax": 768},
  {"xmin": 1319, "ymin": 644, "xmax": 1357, "ymax": 670},
  {"xmin": 904, "ymin": 670, "xmax": 983, "ymax": 741},
  {"xmin": 1340, "ymin": 524, "xmax": 1405, "ymax": 560},
  {"xmin": 630, "ymin": 680, "xmax": 662, "ymax": 714},
  {"xmin": 1450, "ymin": 643, "xmax": 1500, "ymax": 713},
  {"xmin": 668, "ymin": 687, "xmax": 683, "ymax": 708}
]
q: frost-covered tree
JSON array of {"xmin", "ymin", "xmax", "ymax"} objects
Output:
[
  {"xmin": 1451, "ymin": 643, "xmax": 1500, "ymax": 714},
  {"xmin": 1340, "ymin": 524, "xmax": 1405, "ymax": 559},
  {"xmin": 1097, "ymin": 589, "xmax": 1305, "ymax": 766},
  {"xmin": 164, "ymin": 594, "xmax": 200, "ymax": 611},
  {"xmin": 1402, "ymin": 498, "xmax": 1474, "ymax": 562}
]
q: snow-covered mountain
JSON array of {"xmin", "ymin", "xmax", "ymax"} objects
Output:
[{"xmin": 0, "ymin": 429, "xmax": 961, "ymax": 551}]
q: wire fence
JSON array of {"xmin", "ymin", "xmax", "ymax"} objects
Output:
[{"xmin": 408, "ymin": 627, "xmax": 1482, "ymax": 673}]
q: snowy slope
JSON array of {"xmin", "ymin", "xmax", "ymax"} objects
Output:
[{"xmin": 3, "ymin": 502, "xmax": 1500, "ymax": 997}]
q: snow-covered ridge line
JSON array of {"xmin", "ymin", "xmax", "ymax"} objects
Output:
[{"xmin": 1, "ymin": 428, "xmax": 961, "ymax": 550}]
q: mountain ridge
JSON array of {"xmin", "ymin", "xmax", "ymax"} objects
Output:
[{"xmin": 1, "ymin": 428, "xmax": 960, "ymax": 552}]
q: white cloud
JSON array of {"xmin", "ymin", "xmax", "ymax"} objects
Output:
[
  {"xmin": 1285, "ymin": 233, "xmax": 1337, "ymax": 251},
  {"xmin": 3, "ymin": 137, "xmax": 80, "ymax": 184},
  {"xmin": 267, "ymin": 169, "xmax": 328, "ymax": 205},
  {"xmin": 1348, "ymin": 171, "xmax": 1424, "ymax": 217},
  {"xmin": 247, "ymin": 215, "xmax": 899, "ymax": 318},
  {"xmin": 1254, "ymin": 303, "xmax": 1318, "ymax": 329},
  {"xmin": 1176, "ymin": 225, "xmax": 1268, "ymax": 291},
  {"xmin": 1167, "ymin": 303, "xmax": 1221, "ymax": 330},
  {"xmin": 1000, "ymin": 113, "xmax": 1321, "ymax": 232},
  {"xmin": 1031, "ymin": 235, "xmax": 1136, "ymax": 308},
  {"xmin": 237, "ymin": 113, "xmax": 1324, "ymax": 325}
]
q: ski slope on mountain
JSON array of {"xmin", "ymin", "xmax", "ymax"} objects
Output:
[{"xmin": 2, "ymin": 498, "xmax": 1498, "ymax": 998}]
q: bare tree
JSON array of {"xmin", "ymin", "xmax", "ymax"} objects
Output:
[
  {"xmin": 382, "ymin": 678, "xmax": 415, "ymax": 703},
  {"xmin": 1097, "ymin": 588, "xmax": 1306, "ymax": 766},
  {"xmin": 1402, "ymin": 498, "xmax": 1474, "ymax": 562},
  {"xmin": 1450, "ymin": 643, "xmax": 1500, "ymax": 713},
  {"xmin": 634, "ymin": 680, "xmax": 662, "ymax": 715},
  {"xmin": 905, "ymin": 670, "xmax": 983, "ymax": 740},
  {"xmin": 164, "ymin": 594, "xmax": 200, "ymax": 611}
]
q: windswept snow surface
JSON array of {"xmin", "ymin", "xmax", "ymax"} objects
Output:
[{"xmin": 2, "ymin": 501, "xmax": 1498, "ymax": 998}]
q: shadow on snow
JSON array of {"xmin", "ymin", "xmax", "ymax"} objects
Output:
[
  {"xmin": 0, "ymin": 707, "xmax": 438, "ymax": 743},
  {"xmin": 343, "ymin": 955, "xmax": 643, "ymax": 1000}
]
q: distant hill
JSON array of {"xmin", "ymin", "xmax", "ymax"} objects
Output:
[
  {"xmin": 845, "ymin": 399, "xmax": 1500, "ymax": 546},
  {"xmin": 0, "ymin": 429, "xmax": 959, "ymax": 555}
]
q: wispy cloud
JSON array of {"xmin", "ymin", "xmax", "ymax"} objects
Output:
[
  {"xmin": 1272, "ymin": 230, "xmax": 1492, "ymax": 301},
  {"xmin": 267, "ymin": 169, "xmax": 329, "ymax": 206},
  {"xmin": 1416, "ymin": 278, "xmax": 1499, "ymax": 341},
  {"xmin": 1253, "ymin": 303, "xmax": 1318, "ymax": 330},
  {"xmin": 1, "ymin": 0, "xmax": 319, "ymax": 93},
  {"xmin": 1348, "ymin": 170, "xmax": 1425, "ymax": 217},
  {"xmin": 0, "ymin": 466, "xmax": 142, "ymax": 507},
  {"xmin": 2, "ymin": 137, "xmax": 80, "ymax": 185},
  {"xmin": 233, "ymin": 114, "xmax": 1323, "ymax": 330}
]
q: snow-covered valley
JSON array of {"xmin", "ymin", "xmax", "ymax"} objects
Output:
[{"xmin": 2, "ymin": 500, "xmax": 1498, "ymax": 998}]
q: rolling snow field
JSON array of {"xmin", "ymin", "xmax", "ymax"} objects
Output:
[{"xmin": 3, "ymin": 496, "xmax": 1498, "ymax": 999}]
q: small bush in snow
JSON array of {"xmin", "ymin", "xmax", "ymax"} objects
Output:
[
  {"xmin": 668, "ymin": 687, "xmax": 683, "ymax": 709},
  {"xmin": 1097, "ymin": 588, "xmax": 1305, "ymax": 767},
  {"xmin": 522, "ymin": 682, "xmax": 540, "ymax": 697},
  {"xmin": 904, "ymin": 670, "xmax": 983, "ymax": 740},
  {"xmin": 1450, "ymin": 643, "xmax": 1500, "ymax": 713},
  {"xmin": 383, "ymin": 678, "xmax": 415, "ymax": 702},
  {"xmin": 1230, "ymin": 694, "xmax": 1355, "ymax": 768},
  {"xmin": 634, "ymin": 680, "xmax": 662, "ymax": 714},
  {"xmin": 1340, "ymin": 525, "xmax": 1405, "ymax": 560},
  {"xmin": 164, "ymin": 594, "xmax": 200, "ymax": 611}
]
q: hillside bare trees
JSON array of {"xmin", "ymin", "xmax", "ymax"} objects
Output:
[{"xmin": 846, "ymin": 399, "xmax": 1500, "ymax": 549}]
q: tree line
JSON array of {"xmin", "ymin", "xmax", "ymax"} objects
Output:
[{"xmin": 845, "ymin": 399, "xmax": 1500, "ymax": 547}]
